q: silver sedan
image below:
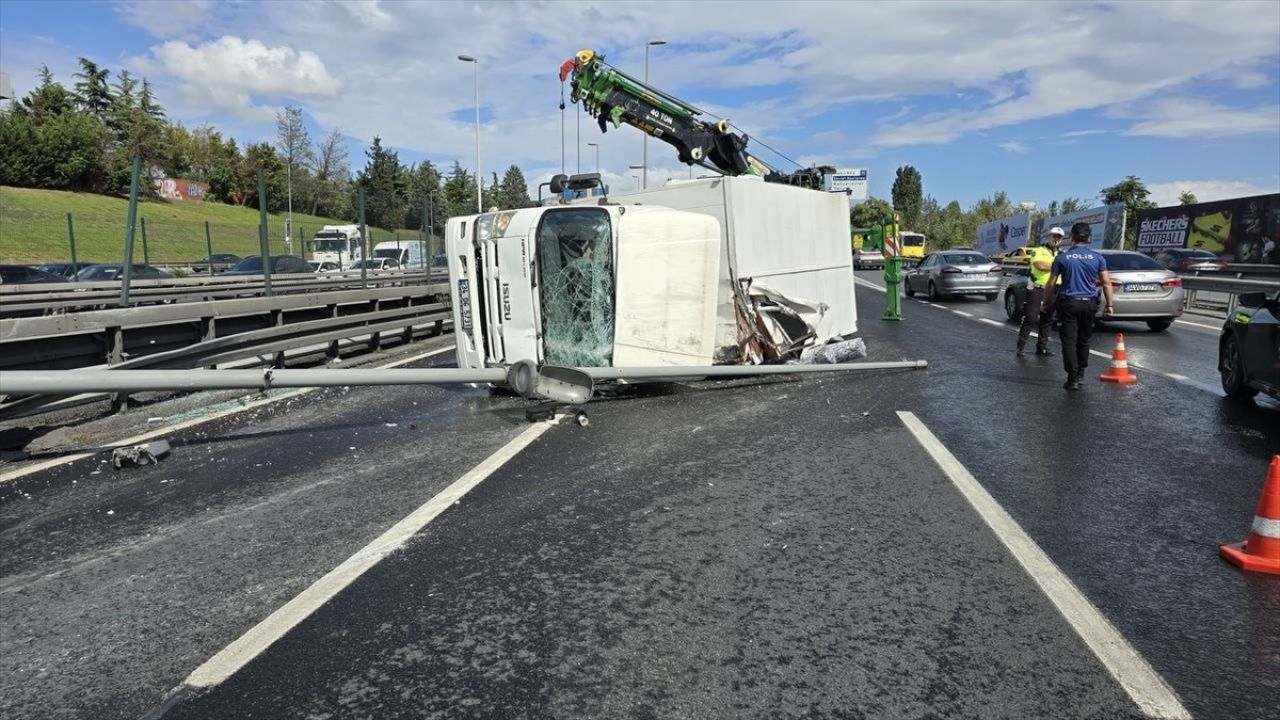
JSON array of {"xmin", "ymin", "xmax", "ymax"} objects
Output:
[
  {"xmin": 1097, "ymin": 250, "xmax": 1185, "ymax": 331},
  {"xmin": 904, "ymin": 251, "xmax": 1004, "ymax": 301}
]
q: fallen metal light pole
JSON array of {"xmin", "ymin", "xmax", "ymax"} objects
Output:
[{"xmin": 0, "ymin": 359, "xmax": 926, "ymax": 401}]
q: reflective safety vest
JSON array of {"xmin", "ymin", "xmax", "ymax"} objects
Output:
[{"xmin": 1028, "ymin": 245, "xmax": 1057, "ymax": 287}]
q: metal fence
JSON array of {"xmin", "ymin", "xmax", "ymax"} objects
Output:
[{"xmin": 14, "ymin": 212, "xmax": 443, "ymax": 271}]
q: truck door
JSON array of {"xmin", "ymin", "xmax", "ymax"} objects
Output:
[{"xmin": 494, "ymin": 232, "xmax": 538, "ymax": 363}]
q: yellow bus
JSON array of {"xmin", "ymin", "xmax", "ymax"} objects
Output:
[{"xmin": 899, "ymin": 231, "xmax": 926, "ymax": 260}]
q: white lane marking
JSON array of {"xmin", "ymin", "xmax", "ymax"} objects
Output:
[
  {"xmin": 1173, "ymin": 318, "xmax": 1221, "ymax": 332},
  {"xmin": 853, "ymin": 277, "xmax": 887, "ymax": 293},
  {"xmin": 896, "ymin": 411, "xmax": 1191, "ymax": 720},
  {"xmin": 183, "ymin": 418, "xmax": 554, "ymax": 688},
  {"xmin": 953, "ymin": 310, "xmax": 974, "ymax": 317},
  {"xmin": 0, "ymin": 345, "xmax": 457, "ymax": 484},
  {"xmin": 979, "ymin": 318, "xmax": 1005, "ymax": 327}
]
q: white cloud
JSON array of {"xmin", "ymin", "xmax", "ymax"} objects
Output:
[
  {"xmin": 1120, "ymin": 98, "xmax": 1280, "ymax": 138},
  {"xmin": 1147, "ymin": 179, "xmax": 1280, "ymax": 208},
  {"xmin": 996, "ymin": 141, "xmax": 1029, "ymax": 154},
  {"xmin": 118, "ymin": 0, "xmax": 215, "ymax": 39},
  {"xmin": 1060, "ymin": 129, "xmax": 1108, "ymax": 138},
  {"xmin": 144, "ymin": 36, "xmax": 339, "ymax": 120}
]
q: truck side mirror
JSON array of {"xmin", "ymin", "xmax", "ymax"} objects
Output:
[{"xmin": 549, "ymin": 174, "xmax": 568, "ymax": 195}]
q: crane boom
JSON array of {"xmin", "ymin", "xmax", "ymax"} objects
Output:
[{"xmin": 560, "ymin": 49, "xmax": 832, "ymax": 189}]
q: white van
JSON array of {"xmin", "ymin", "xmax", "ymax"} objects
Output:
[{"xmin": 372, "ymin": 240, "xmax": 429, "ymax": 269}]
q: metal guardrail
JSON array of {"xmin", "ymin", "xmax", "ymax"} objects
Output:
[
  {"xmin": 0, "ymin": 268, "xmax": 448, "ymax": 317},
  {"xmin": 1182, "ymin": 275, "xmax": 1279, "ymax": 314},
  {"xmin": 1188, "ymin": 263, "xmax": 1280, "ymax": 278},
  {"xmin": 0, "ymin": 282, "xmax": 452, "ymax": 419}
]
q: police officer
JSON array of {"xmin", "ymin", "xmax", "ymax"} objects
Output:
[
  {"xmin": 1016, "ymin": 226, "xmax": 1065, "ymax": 356},
  {"xmin": 1042, "ymin": 222, "xmax": 1115, "ymax": 391}
]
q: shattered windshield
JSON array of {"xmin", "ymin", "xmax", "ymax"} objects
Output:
[{"xmin": 537, "ymin": 208, "xmax": 615, "ymax": 367}]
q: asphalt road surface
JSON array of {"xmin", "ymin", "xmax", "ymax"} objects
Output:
[{"xmin": 1, "ymin": 281, "xmax": 1276, "ymax": 720}]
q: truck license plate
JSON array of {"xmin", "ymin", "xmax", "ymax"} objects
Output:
[{"xmin": 458, "ymin": 279, "xmax": 472, "ymax": 331}]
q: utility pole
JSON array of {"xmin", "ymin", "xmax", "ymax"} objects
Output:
[
  {"xmin": 458, "ymin": 55, "xmax": 482, "ymax": 213},
  {"xmin": 642, "ymin": 39, "xmax": 666, "ymax": 189}
]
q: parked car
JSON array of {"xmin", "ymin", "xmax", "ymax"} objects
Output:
[
  {"xmin": 218, "ymin": 255, "xmax": 314, "ymax": 276},
  {"xmin": 903, "ymin": 251, "xmax": 1004, "ymax": 301},
  {"xmin": 1003, "ymin": 250, "xmax": 1184, "ymax": 331},
  {"xmin": 351, "ymin": 258, "xmax": 401, "ymax": 271},
  {"xmin": 34, "ymin": 262, "xmax": 92, "ymax": 278},
  {"xmin": 0, "ymin": 265, "xmax": 71, "ymax": 285},
  {"xmin": 309, "ymin": 261, "xmax": 342, "ymax": 273},
  {"xmin": 1219, "ymin": 290, "xmax": 1280, "ymax": 402},
  {"xmin": 190, "ymin": 254, "xmax": 242, "ymax": 273},
  {"xmin": 1152, "ymin": 248, "xmax": 1226, "ymax": 273},
  {"xmin": 75, "ymin": 264, "xmax": 174, "ymax": 281},
  {"xmin": 853, "ymin": 248, "xmax": 884, "ymax": 270}
]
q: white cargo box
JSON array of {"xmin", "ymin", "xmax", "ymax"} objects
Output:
[{"xmin": 606, "ymin": 176, "xmax": 857, "ymax": 351}]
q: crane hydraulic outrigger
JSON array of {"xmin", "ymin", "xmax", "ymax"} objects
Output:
[{"xmin": 560, "ymin": 49, "xmax": 834, "ymax": 189}]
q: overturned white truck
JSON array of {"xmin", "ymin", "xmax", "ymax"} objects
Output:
[{"xmin": 445, "ymin": 175, "xmax": 857, "ymax": 373}]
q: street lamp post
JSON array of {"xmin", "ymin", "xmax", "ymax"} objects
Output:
[
  {"xmin": 587, "ymin": 142, "xmax": 599, "ymax": 173},
  {"xmin": 642, "ymin": 39, "xmax": 666, "ymax": 189},
  {"xmin": 458, "ymin": 55, "xmax": 482, "ymax": 213}
]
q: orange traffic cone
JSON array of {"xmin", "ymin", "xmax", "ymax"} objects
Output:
[
  {"xmin": 1220, "ymin": 456, "xmax": 1280, "ymax": 575},
  {"xmin": 1099, "ymin": 334, "xmax": 1138, "ymax": 384}
]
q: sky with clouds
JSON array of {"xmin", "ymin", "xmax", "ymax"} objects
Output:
[{"xmin": 2, "ymin": 0, "xmax": 1278, "ymax": 208}]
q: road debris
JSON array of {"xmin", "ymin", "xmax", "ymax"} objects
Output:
[{"xmin": 111, "ymin": 440, "xmax": 171, "ymax": 470}]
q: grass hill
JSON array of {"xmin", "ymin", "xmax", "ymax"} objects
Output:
[{"xmin": 0, "ymin": 186, "xmax": 425, "ymax": 265}]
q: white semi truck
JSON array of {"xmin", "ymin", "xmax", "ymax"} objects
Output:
[
  {"xmin": 307, "ymin": 225, "xmax": 365, "ymax": 269},
  {"xmin": 446, "ymin": 175, "xmax": 856, "ymax": 372}
]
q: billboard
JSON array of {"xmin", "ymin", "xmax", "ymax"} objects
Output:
[
  {"xmin": 827, "ymin": 168, "xmax": 868, "ymax": 201},
  {"xmin": 1030, "ymin": 203, "xmax": 1126, "ymax": 249},
  {"xmin": 976, "ymin": 213, "xmax": 1031, "ymax": 256},
  {"xmin": 1135, "ymin": 193, "xmax": 1279, "ymax": 262}
]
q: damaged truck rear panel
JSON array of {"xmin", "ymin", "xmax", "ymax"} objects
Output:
[{"xmin": 446, "ymin": 175, "xmax": 857, "ymax": 372}]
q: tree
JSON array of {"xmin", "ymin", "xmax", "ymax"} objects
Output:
[
  {"xmin": 242, "ymin": 142, "xmax": 288, "ymax": 211},
  {"xmin": 310, "ymin": 128, "xmax": 351, "ymax": 218},
  {"xmin": 970, "ymin": 191, "xmax": 1015, "ymax": 224},
  {"xmin": 496, "ymin": 165, "xmax": 530, "ymax": 209},
  {"xmin": 139, "ymin": 78, "xmax": 164, "ymax": 121},
  {"xmin": 1100, "ymin": 175, "xmax": 1156, "ymax": 248},
  {"xmin": 850, "ymin": 196, "xmax": 895, "ymax": 229},
  {"xmin": 442, "ymin": 161, "xmax": 478, "ymax": 221},
  {"xmin": 404, "ymin": 160, "xmax": 443, "ymax": 235},
  {"xmin": 72, "ymin": 58, "xmax": 111, "ymax": 119},
  {"xmin": 275, "ymin": 106, "xmax": 313, "ymax": 243},
  {"xmin": 19, "ymin": 66, "xmax": 75, "ymax": 124},
  {"xmin": 1178, "ymin": 190, "xmax": 1198, "ymax": 205},
  {"xmin": 355, "ymin": 136, "xmax": 407, "ymax": 229},
  {"xmin": 1060, "ymin": 197, "xmax": 1085, "ymax": 214},
  {"xmin": 891, "ymin": 165, "xmax": 923, "ymax": 227}
]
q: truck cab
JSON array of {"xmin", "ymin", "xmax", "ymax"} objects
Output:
[{"xmin": 307, "ymin": 225, "xmax": 365, "ymax": 269}]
